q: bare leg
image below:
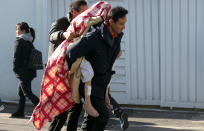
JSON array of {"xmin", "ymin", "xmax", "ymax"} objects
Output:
[{"xmin": 83, "ymin": 81, "xmax": 99, "ymax": 117}]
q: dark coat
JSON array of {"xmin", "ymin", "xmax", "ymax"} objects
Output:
[
  {"xmin": 48, "ymin": 16, "xmax": 71, "ymax": 58},
  {"xmin": 13, "ymin": 37, "xmax": 36, "ymax": 80},
  {"xmin": 66, "ymin": 22, "xmax": 123, "ymax": 99}
]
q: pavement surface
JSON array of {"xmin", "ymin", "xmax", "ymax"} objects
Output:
[{"xmin": 0, "ymin": 103, "xmax": 204, "ymax": 131}]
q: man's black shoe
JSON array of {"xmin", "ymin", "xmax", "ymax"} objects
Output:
[
  {"xmin": 119, "ymin": 112, "xmax": 129, "ymax": 130},
  {"xmin": 10, "ymin": 112, "xmax": 25, "ymax": 118}
]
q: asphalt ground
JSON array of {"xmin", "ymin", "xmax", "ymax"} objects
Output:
[{"xmin": 0, "ymin": 103, "xmax": 204, "ymax": 131}]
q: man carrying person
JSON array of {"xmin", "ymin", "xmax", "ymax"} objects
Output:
[{"xmin": 66, "ymin": 6, "xmax": 128, "ymax": 131}]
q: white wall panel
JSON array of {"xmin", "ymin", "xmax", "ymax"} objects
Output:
[
  {"xmin": 128, "ymin": 0, "xmax": 160, "ymax": 105},
  {"xmin": 194, "ymin": 0, "xmax": 204, "ymax": 108},
  {"xmin": 160, "ymin": 0, "xmax": 204, "ymax": 108}
]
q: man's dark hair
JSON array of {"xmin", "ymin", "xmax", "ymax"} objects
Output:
[
  {"xmin": 108, "ymin": 6, "xmax": 128, "ymax": 22},
  {"xmin": 69, "ymin": 0, "xmax": 87, "ymax": 13}
]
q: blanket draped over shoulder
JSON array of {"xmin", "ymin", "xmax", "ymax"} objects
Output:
[{"xmin": 31, "ymin": 1, "xmax": 111, "ymax": 130}]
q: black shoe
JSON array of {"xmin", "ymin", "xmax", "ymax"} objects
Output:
[
  {"xmin": 119, "ymin": 112, "xmax": 129, "ymax": 130},
  {"xmin": 10, "ymin": 112, "xmax": 25, "ymax": 118}
]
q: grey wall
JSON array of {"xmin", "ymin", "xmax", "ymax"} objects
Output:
[{"xmin": 0, "ymin": 0, "xmax": 44, "ymax": 102}]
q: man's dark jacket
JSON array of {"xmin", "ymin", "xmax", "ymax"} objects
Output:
[
  {"xmin": 13, "ymin": 36, "xmax": 36, "ymax": 80},
  {"xmin": 48, "ymin": 16, "xmax": 71, "ymax": 58},
  {"xmin": 66, "ymin": 22, "xmax": 123, "ymax": 99}
]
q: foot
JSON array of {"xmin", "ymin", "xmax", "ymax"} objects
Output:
[
  {"xmin": 10, "ymin": 112, "xmax": 25, "ymax": 118},
  {"xmin": 83, "ymin": 102, "xmax": 99, "ymax": 117},
  {"xmin": 0, "ymin": 105, "xmax": 4, "ymax": 112},
  {"xmin": 119, "ymin": 112, "xmax": 129, "ymax": 130}
]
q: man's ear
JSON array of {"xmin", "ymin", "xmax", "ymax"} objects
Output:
[
  {"xmin": 72, "ymin": 10, "xmax": 77, "ymax": 17},
  {"xmin": 109, "ymin": 19, "xmax": 113, "ymax": 25}
]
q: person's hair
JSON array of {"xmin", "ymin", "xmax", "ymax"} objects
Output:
[
  {"xmin": 16, "ymin": 22, "xmax": 35, "ymax": 43},
  {"xmin": 16, "ymin": 22, "xmax": 30, "ymax": 33},
  {"xmin": 107, "ymin": 6, "xmax": 128, "ymax": 22},
  {"xmin": 29, "ymin": 27, "xmax": 35, "ymax": 43},
  {"xmin": 69, "ymin": 0, "xmax": 87, "ymax": 13}
]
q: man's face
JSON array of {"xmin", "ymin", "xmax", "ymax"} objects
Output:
[
  {"xmin": 109, "ymin": 16, "xmax": 127, "ymax": 34},
  {"xmin": 72, "ymin": 5, "xmax": 88, "ymax": 18},
  {"xmin": 78, "ymin": 5, "xmax": 88, "ymax": 14}
]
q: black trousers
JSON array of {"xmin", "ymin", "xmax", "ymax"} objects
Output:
[
  {"xmin": 49, "ymin": 102, "xmax": 83, "ymax": 131},
  {"xmin": 49, "ymin": 95, "xmax": 121, "ymax": 131},
  {"xmin": 80, "ymin": 96, "xmax": 109, "ymax": 131},
  {"xmin": 17, "ymin": 78, "xmax": 39, "ymax": 113}
]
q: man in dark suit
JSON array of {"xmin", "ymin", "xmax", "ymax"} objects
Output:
[
  {"xmin": 48, "ymin": 1, "xmax": 88, "ymax": 131},
  {"xmin": 66, "ymin": 6, "xmax": 129, "ymax": 131}
]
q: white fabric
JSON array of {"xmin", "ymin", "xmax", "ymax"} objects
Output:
[
  {"xmin": 80, "ymin": 58, "xmax": 94, "ymax": 82},
  {"xmin": 85, "ymin": 85, "xmax": 92, "ymax": 96}
]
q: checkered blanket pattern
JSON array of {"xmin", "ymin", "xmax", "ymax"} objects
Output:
[{"xmin": 31, "ymin": 1, "xmax": 111, "ymax": 130}]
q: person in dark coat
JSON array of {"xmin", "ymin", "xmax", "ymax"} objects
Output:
[
  {"xmin": 66, "ymin": 6, "xmax": 128, "ymax": 131},
  {"xmin": 11, "ymin": 22, "xmax": 39, "ymax": 118},
  {"xmin": 48, "ymin": 0, "xmax": 88, "ymax": 58}
]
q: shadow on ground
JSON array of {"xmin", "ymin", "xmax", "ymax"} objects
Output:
[
  {"xmin": 1, "ymin": 103, "xmax": 204, "ymax": 131},
  {"xmin": 106, "ymin": 118, "xmax": 197, "ymax": 131},
  {"xmin": 125, "ymin": 108, "xmax": 204, "ymax": 121}
]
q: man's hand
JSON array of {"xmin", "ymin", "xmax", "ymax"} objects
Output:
[
  {"xmin": 105, "ymin": 94, "xmax": 113, "ymax": 109},
  {"xmin": 62, "ymin": 31, "xmax": 78, "ymax": 41},
  {"xmin": 117, "ymin": 50, "xmax": 122, "ymax": 58}
]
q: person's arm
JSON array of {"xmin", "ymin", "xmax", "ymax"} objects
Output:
[
  {"xmin": 66, "ymin": 31, "xmax": 98, "ymax": 69},
  {"xmin": 49, "ymin": 17, "xmax": 69, "ymax": 44},
  {"xmin": 13, "ymin": 40, "xmax": 24, "ymax": 75}
]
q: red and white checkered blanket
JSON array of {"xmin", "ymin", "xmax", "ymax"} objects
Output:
[{"xmin": 31, "ymin": 1, "xmax": 111, "ymax": 130}]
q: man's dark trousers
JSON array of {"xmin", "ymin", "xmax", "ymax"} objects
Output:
[
  {"xmin": 49, "ymin": 102, "xmax": 83, "ymax": 131},
  {"xmin": 80, "ymin": 96, "xmax": 109, "ymax": 131}
]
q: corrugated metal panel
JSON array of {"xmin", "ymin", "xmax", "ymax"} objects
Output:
[
  {"xmin": 160, "ymin": 0, "xmax": 204, "ymax": 108},
  {"xmin": 128, "ymin": 0, "xmax": 160, "ymax": 105},
  {"xmin": 50, "ymin": 0, "xmax": 73, "ymax": 21},
  {"xmin": 197, "ymin": 0, "xmax": 204, "ymax": 107}
]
